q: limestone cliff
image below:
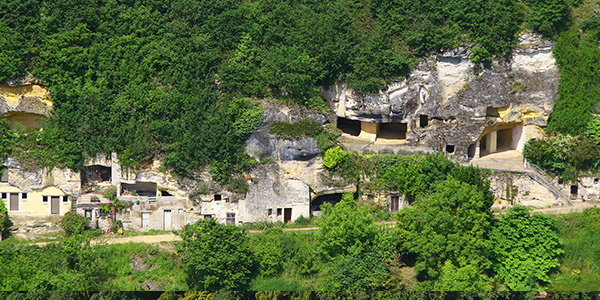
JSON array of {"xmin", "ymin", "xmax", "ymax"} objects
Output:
[
  {"xmin": 0, "ymin": 75, "xmax": 52, "ymax": 130},
  {"xmin": 322, "ymin": 32, "xmax": 558, "ymax": 161}
]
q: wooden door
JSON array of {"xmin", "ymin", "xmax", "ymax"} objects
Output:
[
  {"xmin": 284, "ymin": 208, "xmax": 292, "ymax": 224},
  {"xmin": 9, "ymin": 193, "xmax": 18, "ymax": 211},
  {"xmin": 226, "ymin": 212, "xmax": 235, "ymax": 225},
  {"xmin": 142, "ymin": 212, "xmax": 150, "ymax": 228},
  {"xmin": 390, "ymin": 196, "xmax": 399, "ymax": 212},
  {"xmin": 164, "ymin": 209, "xmax": 172, "ymax": 230},
  {"xmin": 51, "ymin": 196, "xmax": 60, "ymax": 214}
]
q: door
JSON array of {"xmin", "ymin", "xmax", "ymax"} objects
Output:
[
  {"xmin": 390, "ymin": 196, "xmax": 399, "ymax": 212},
  {"xmin": 284, "ymin": 208, "xmax": 292, "ymax": 224},
  {"xmin": 164, "ymin": 209, "xmax": 172, "ymax": 230},
  {"xmin": 51, "ymin": 196, "xmax": 60, "ymax": 214},
  {"xmin": 142, "ymin": 212, "xmax": 149, "ymax": 228},
  {"xmin": 9, "ymin": 193, "xmax": 18, "ymax": 211}
]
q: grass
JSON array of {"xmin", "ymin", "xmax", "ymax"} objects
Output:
[{"xmin": 549, "ymin": 266, "xmax": 600, "ymax": 291}]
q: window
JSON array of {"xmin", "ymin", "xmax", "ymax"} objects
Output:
[
  {"xmin": 42, "ymin": 196, "xmax": 49, "ymax": 204},
  {"xmin": 214, "ymin": 194, "xmax": 222, "ymax": 201},
  {"xmin": 1, "ymin": 193, "xmax": 6, "ymax": 201},
  {"xmin": 226, "ymin": 212, "xmax": 235, "ymax": 224},
  {"xmin": 84, "ymin": 209, "xmax": 93, "ymax": 220},
  {"xmin": 1, "ymin": 168, "xmax": 8, "ymax": 182},
  {"xmin": 267, "ymin": 208, "xmax": 273, "ymax": 216},
  {"xmin": 277, "ymin": 208, "xmax": 282, "ymax": 216},
  {"xmin": 62, "ymin": 196, "xmax": 69, "ymax": 203},
  {"xmin": 21, "ymin": 193, "xmax": 27, "ymax": 201}
]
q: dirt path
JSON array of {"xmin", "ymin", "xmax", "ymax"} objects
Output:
[{"xmin": 92, "ymin": 233, "xmax": 182, "ymax": 245}]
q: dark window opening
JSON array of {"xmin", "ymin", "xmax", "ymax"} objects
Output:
[
  {"xmin": 62, "ymin": 196, "xmax": 69, "ymax": 203},
  {"xmin": 1, "ymin": 168, "xmax": 8, "ymax": 183},
  {"xmin": 42, "ymin": 196, "xmax": 49, "ymax": 203},
  {"xmin": 22, "ymin": 193, "xmax": 27, "ymax": 200},
  {"xmin": 336, "ymin": 117, "xmax": 361, "ymax": 136},
  {"xmin": 226, "ymin": 212, "xmax": 235, "ymax": 224},
  {"xmin": 214, "ymin": 194, "xmax": 222, "ymax": 201},
  {"xmin": 486, "ymin": 107, "xmax": 500, "ymax": 117},
  {"xmin": 378, "ymin": 122, "xmax": 407, "ymax": 140},
  {"xmin": 1, "ymin": 193, "xmax": 6, "ymax": 200},
  {"xmin": 81, "ymin": 165, "xmax": 111, "ymax": 184},
  {"xmin": 276, "ymin": 208, "xmax": 282, "ymax": 216},
  {"xmin": 468, "ymin": 144, "xmax": 476, "ymax": 158},
  {"xmin": 161, "ymin": 190, "xmax": 173, "ymax": 197},
  {"xmin": 85, "ymin": 209, "xmax": 92, "ymax": 220},
  {"xmin": 419, "ymin": 115, "xmax": 428, "ymax": 128},
  {"xmin": 595, "ymin": 178, "xmax": 600, "ymax": 184},
  {"xmin": 571, "ymin": 185, "xmax": 578, "ymax": 199},
  {"xmin": 446, "ymin": 145, "xmax": 455, "ymax": 154},
  {"xmin": 267, "ymin": 208, "xmax": 273, "ymax": 216}
]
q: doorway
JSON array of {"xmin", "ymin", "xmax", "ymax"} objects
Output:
[
  {"xmin": 142, "ymin": 212, "xmax": 150, "ymax": 228},
  {"xmin": 164, "ymin": 209, "xmax": 172, "ymax": 230},
  {"xmin": 51, "ymin": 196, "xmax": 60, "ymax": 214},
  {"xmin": 9, "ymin": 193, "xmax": 18, "ymax": 211},
  {"xmin": 284, "ymin": 208, "xmax": 292, "ymax": 224},
  {"xmin": 390, "ymin": 195, "xmax": 400, "ymax": 212}
]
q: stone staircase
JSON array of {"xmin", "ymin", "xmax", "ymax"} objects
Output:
[{"xmin": 523, "ymin": 162, "xmax": 571, "ymax": 206}]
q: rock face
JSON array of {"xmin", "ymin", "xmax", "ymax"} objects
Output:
[
  {"xmin": 323, "ymin": 32, "xmax": 559, "ymax": 161},
  {"xmin": 0, "ymin": 75, "xmax": 52, "ymax": 129}
]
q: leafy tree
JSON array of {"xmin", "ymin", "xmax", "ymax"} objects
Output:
[
  {"xmin": 490, "ymin": 206, "xmax": 563, "ymax": 290},
  {"xmin": 395, "ymin": 177, "xmax": 493, "ymax": 281},
  {"xmin": 436, "ymin": 260, "xmax": 493, "ymax": 291},
  {"xmin": 177, "ymin": 219, "xmax": 255, "ymax": 290},
  {"xmin": 316, "ymin": 193, "xmax": 380, "ymax": 259}
]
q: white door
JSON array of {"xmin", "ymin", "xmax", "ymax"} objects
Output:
[
  {"xmin": 142, "ymin": 212, "xmax": 150, "ymax": 228},
  {"xmin": 164, "ymin": 209, "xmax": 172, "ymax": 230}
]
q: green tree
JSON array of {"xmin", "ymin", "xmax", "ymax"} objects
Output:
[
  {"xmin": 395, "ymin": 177, "xmax": 493, "ymax": 281},
  {"xmin": 316, "ymin": 193, "xmax": 380, "ymax": 259},
  {"xmin": 177, "ymin": 219, "xmax": 255, "ymax": 290},
  {"xmin": 490, "ymin": 206, "xmax": 563, "ymax": 290}
]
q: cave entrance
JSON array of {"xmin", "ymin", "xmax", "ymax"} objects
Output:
[
  {"xmin": 311, "ymin": 193, "xmax": 343, "ymax": 216},
  {"xmin": 121, "ymin": 182, "xmax": 157, "ymax": 197},
  {"xmin": 336, "ymin": 117, "xmax": 361, "ymax": 136},
  {"xmin": 1, "ymin": 112, "xmax": 47, "ymax": 130},
  {"xmin": 445, "ymin": 145, "xmax": 455, "ymax": 154},
  {"xmin": 377, "ymin": 122, "xmax": 407, "ymax": 140},
  {"xmin": 81, "ymin": 165, "xmax": 111, "ymax": 184},
  {"xmin": 479, "ymin": 124, "xmax": 523, "ymax": 157}
]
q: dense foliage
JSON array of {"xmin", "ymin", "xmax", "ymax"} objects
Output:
[
  {"xmin": 0, "ymin": 0, "xmax": 569, "ymax": 181},
  {"xmin": 491, "ymin": 206, "xmax": 563, "ymax": 290},
  {"xmin": 177, "ymin": 219, "xmax": 255, "ymax": 290},
  {"xmin": 0, "ymin": 200, "xmax": 10, "ymax": 240}
]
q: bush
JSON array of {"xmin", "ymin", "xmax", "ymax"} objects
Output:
[
  {"xmin": 0, "ymin": 200, "xmax": 10, "ymax": 240},
  {"xmin": 61, "ymin": 211, "xmax": 89, "ymax": 236},
  {"xmin": 323, "ymin": 147, "xmax": 348, "ymax": 169}
]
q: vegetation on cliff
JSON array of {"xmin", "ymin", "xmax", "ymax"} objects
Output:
[{"xmin": 0, "ymin": 0, "xmax": 570, "ymax": 182}]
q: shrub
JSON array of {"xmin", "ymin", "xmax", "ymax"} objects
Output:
[
  {"xmin": 323, "ymin": 147, "xmax": 348, "ymax": 169},
  {"xmin": 0, "ymin": 200, "xmax": 10, "ymax": 240},
  {"xmin": 61, "ymin": 211, "xmax": 90, "ymax": 236}
]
